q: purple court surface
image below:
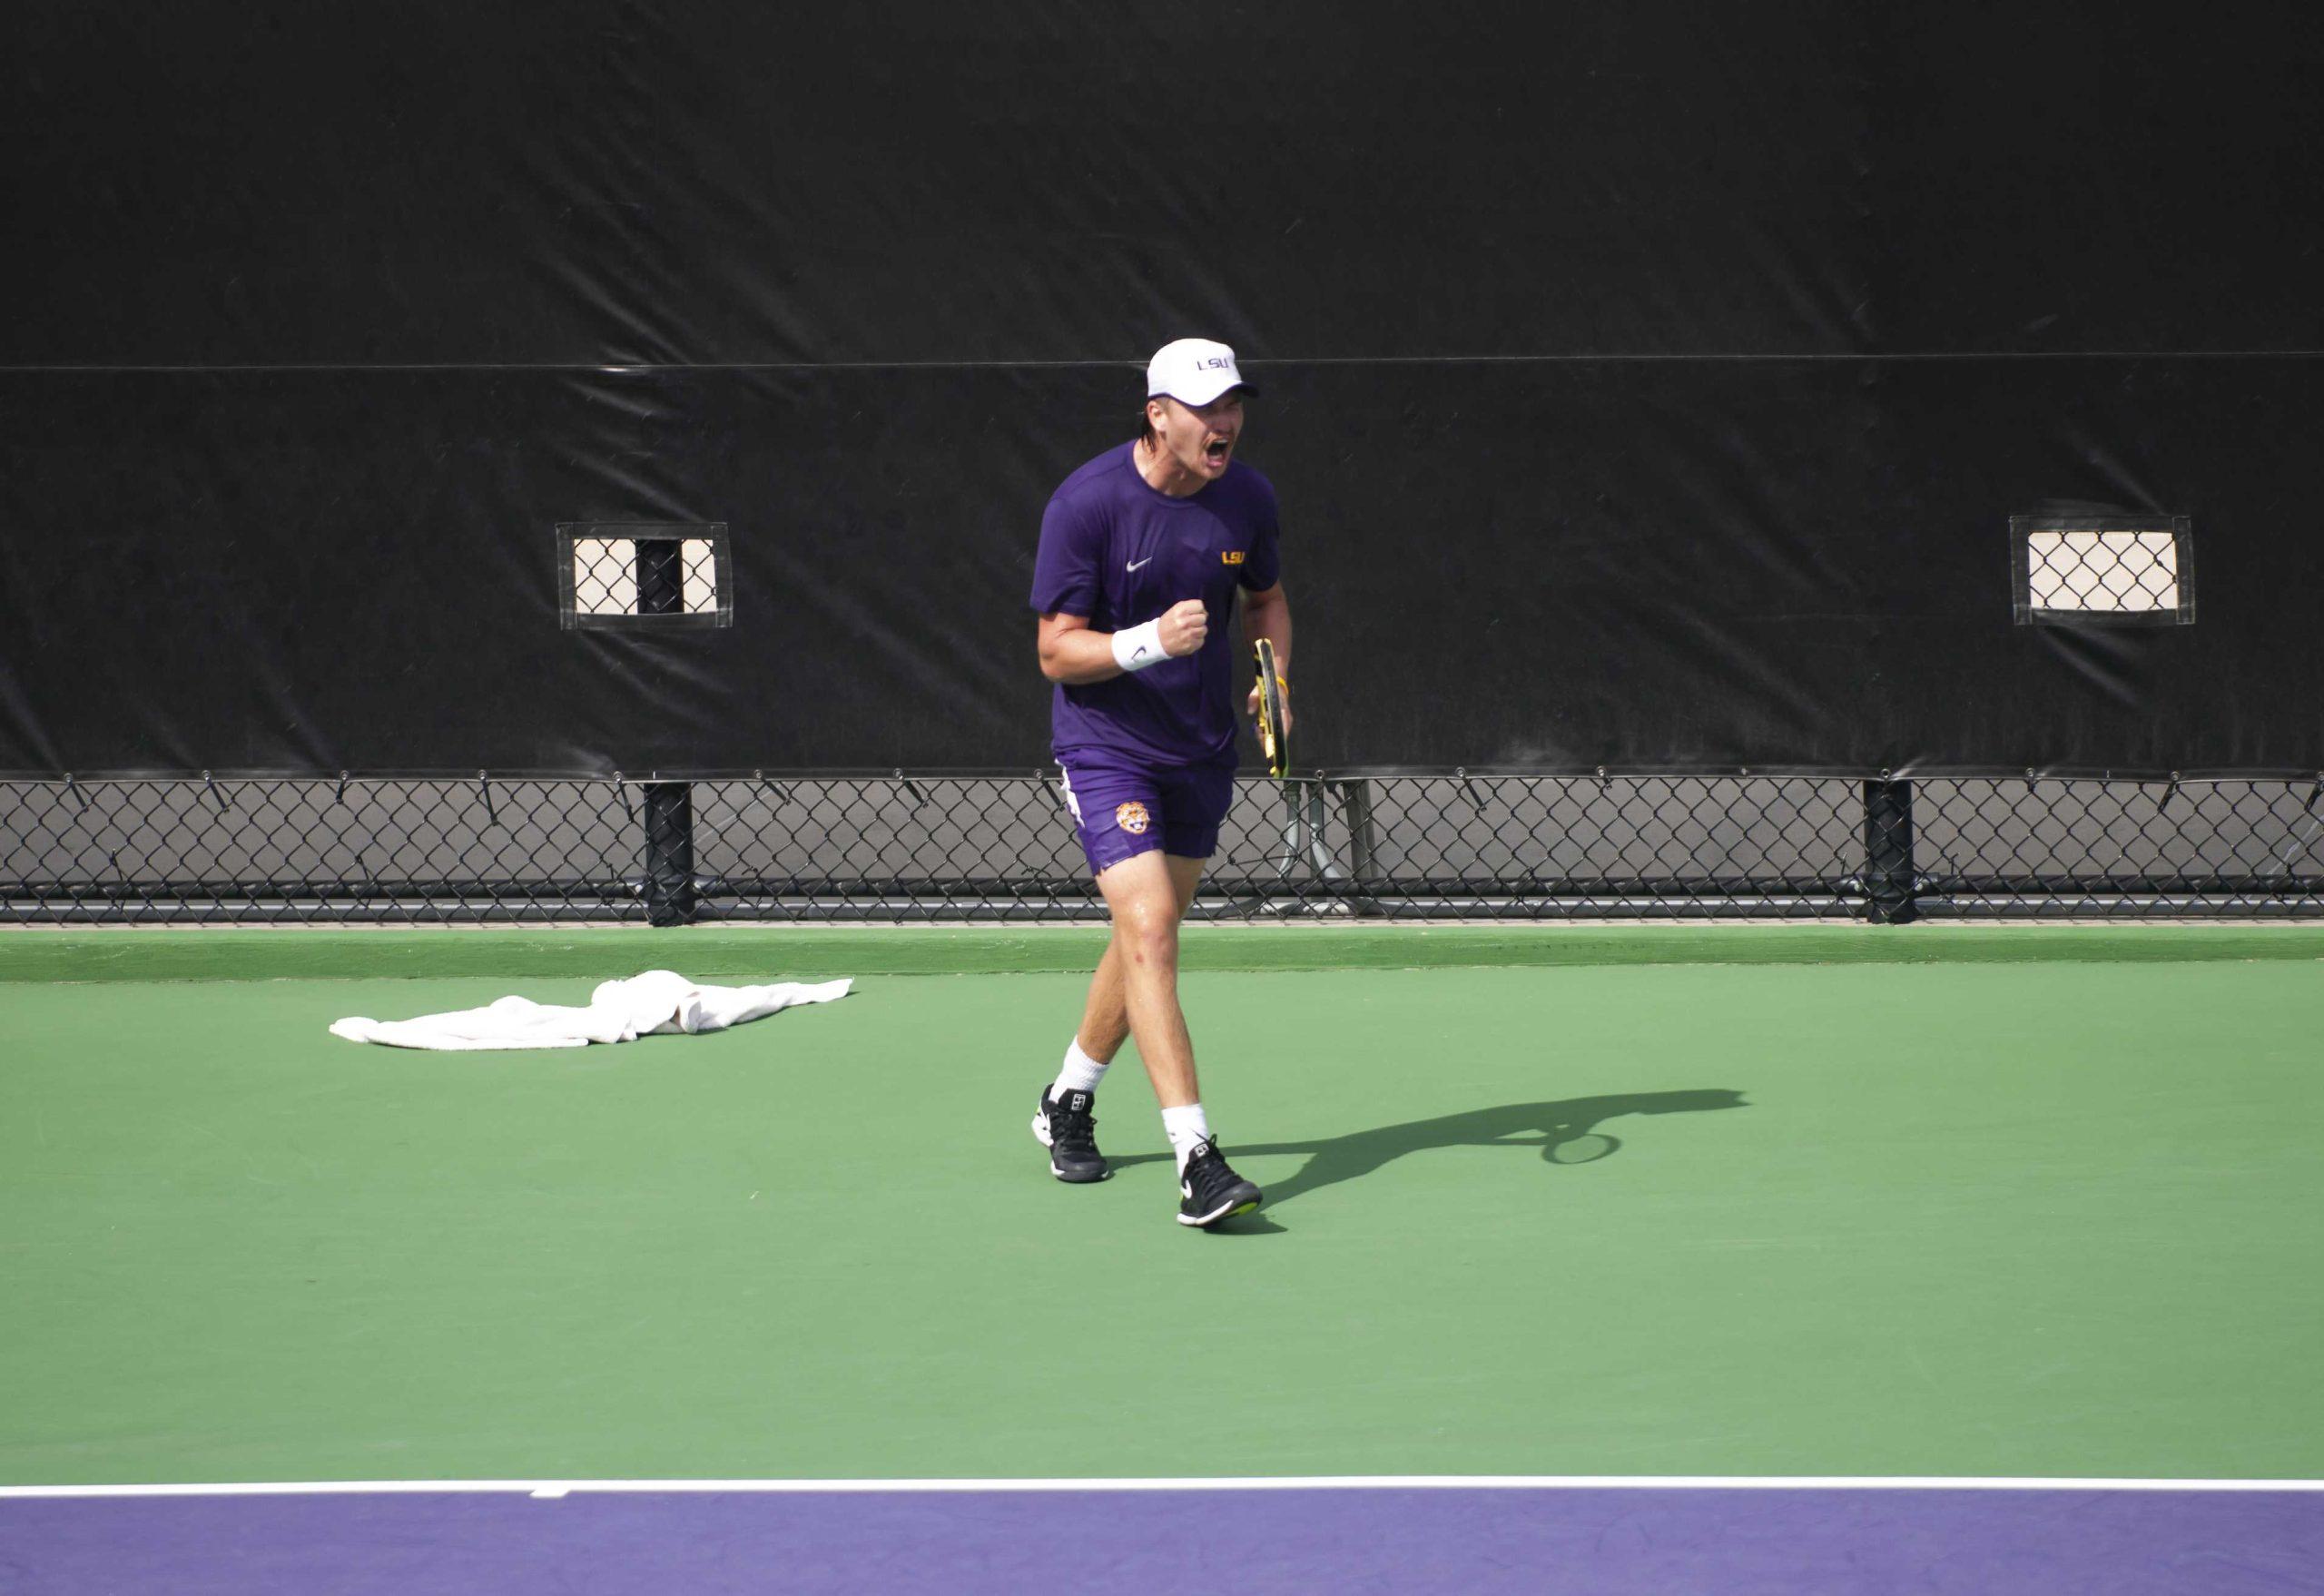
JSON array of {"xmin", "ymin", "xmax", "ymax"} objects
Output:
[{"xmin": 4, "ymin": 1483, "xmax": 2320, "ymax": 1595}]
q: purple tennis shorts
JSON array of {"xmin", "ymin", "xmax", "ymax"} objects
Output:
[{"xmin": 1058, "ymin": 754, "xmax": 1236, "ymax": 874}]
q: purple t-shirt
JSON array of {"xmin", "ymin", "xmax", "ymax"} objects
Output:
[{"xmin": 1029, "ymin": 443, "xmax": 1282, "ymax": 767}]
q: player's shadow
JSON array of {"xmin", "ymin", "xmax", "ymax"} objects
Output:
[{"xmin": 1116, "ymin": 1090, "xmax": 1747, "ymax": 1229}]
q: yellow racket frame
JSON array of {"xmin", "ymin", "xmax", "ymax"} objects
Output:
[{"xmin": 1253, "ymin": 637, "xmax": 1289, "ymax": 781}]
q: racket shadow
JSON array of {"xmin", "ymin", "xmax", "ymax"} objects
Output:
[{"xmin": 1213, "ymin": 1089, "xmax": 1749, "ymax": 1213}]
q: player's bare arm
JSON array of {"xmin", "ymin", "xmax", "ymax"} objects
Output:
[{"xmin": 1037, "ymin": 602, "xmax": 1209, "ymax": 685}]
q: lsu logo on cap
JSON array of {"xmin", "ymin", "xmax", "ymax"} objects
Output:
[
  {"xmin": 1115, "ymin": 802, "xmax": 1151, "ymax": 835},
  {"xmin": 1221, "ymin": 550, "xmax": 1246, "ymax": 565}
]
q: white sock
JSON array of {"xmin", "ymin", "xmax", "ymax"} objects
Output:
[
  {"xmin": 1162, "ymin": 1103, "xmax": 1213, "ymax": 1173},
  {"xmin": 1049, "ymin": 1039, "xmax": 1109, "ymax": 1101}
]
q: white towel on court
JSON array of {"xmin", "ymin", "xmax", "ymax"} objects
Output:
[{"xmin": 329, "ymin": 970, "xmax": 852, "ymax": 1051}]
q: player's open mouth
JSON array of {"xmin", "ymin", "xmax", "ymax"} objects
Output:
[{"xmin": 1205, "ymin": 440, "xmax": 1231, "ymax": 465}]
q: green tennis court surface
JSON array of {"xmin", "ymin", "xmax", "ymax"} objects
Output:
[{"xmin": 4, "ymin": 927, "xmax": 2321, "ymax": 1486}]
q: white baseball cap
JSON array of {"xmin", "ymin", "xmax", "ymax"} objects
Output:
[{"xmin": 1146, "ymin": 338, "xmax": 1256, "ymax": 407}]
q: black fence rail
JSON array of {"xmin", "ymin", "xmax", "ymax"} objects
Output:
[{"xmin": 5, "ymin": 773, "xmax": 2323, "ymax": 924}]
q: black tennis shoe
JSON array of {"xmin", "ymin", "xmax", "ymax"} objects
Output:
[
  {"xmin": 1177, "ymin": 1138, "xmax": 1263, "ymax": 1227},
  {"xmin": 1032, "ymin": 1086, "xmax": 1111, "ymax": 1184}
]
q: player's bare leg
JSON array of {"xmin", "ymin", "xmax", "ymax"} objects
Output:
[
  {"xmin": 1035, "ymin": 853, "xmax": 1214, "ymax": 1190},
  {"xmin": 1093, "ymin": 851, "xmax": 1260, "ymax": 1225},
  {"xmin": 1091, "ymin": 851, "xmax": 1202, "ymax": 1106},
  {"xmin": 1074, "ymin": 853, "xmax": 1204, "ymax": 1090}
]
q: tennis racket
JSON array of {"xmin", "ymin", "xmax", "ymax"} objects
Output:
[{"xmin": 1253, "ymin": 637, "xmax": 1289, "ymax": 781}]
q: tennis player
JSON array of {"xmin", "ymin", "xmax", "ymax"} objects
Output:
[{"xmin": 1027, "ymin": 337, "xmax": 1293, "ymax": 1228}]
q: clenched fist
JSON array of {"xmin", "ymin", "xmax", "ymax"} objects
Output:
[{"xmin": 1158, "ymin": 598, "xmax": 1209, "ymax": 657}]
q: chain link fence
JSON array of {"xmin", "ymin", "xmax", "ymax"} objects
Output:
[{"xmin": 7, "ymin": 772, "xmax": 2323, "ymax": 922}]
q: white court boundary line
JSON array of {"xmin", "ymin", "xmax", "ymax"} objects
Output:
[{"xmin": 4, "ymin": 1476, "xmax": 2321, "ymax": 1501}]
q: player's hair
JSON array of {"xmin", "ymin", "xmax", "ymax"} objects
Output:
[{"xmin": 1136, "ymin": 399, "xmax": 1162, "ymax": 449}]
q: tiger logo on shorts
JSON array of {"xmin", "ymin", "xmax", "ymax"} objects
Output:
[{"xmin": 1115, "ymin": 801, "xmax": 1151, "ymax": 835}]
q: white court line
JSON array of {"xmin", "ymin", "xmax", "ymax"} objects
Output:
[{"xmin": 3, "ymin": 1476, "xmax": 2321, "ymax": 1501}]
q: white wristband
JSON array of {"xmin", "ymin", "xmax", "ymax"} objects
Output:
[{"xmin": 1111, "ymin": 619, "xmax": 1167, "ymax": 673}]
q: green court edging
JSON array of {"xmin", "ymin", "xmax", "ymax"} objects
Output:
[{"xmin": 4, "ymin": 922, "xmax": 2322, "ymax": 982}]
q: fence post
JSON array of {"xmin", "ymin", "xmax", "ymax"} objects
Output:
[
  {"xmin": 1863, "ymin": 775, "xmax": 1916, "ymax": 924},
  {"xmin": 1340, "ymin": 778, "xmax": 1380, "ymax": 885},
  {"xmin": 636, "ymin": 537, "xmax": 697, "ymax": 926},
  {"xmin": 643, "ymin": 782, "xmax": 695, "ymax": 925}
]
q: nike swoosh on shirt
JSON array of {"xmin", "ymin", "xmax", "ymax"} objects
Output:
[{"xmin": 1128, "ymin": 557, "xmax": 1153, "ymax": 570}]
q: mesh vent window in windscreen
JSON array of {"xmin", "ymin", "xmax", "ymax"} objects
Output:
[
  {"xmin": 557, "ymin": 523, "xmax": 733, "ymax": 630},
  {"xmin": 2011, "ymin": 514, "xmax": 2193, "ymax": 626}
]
